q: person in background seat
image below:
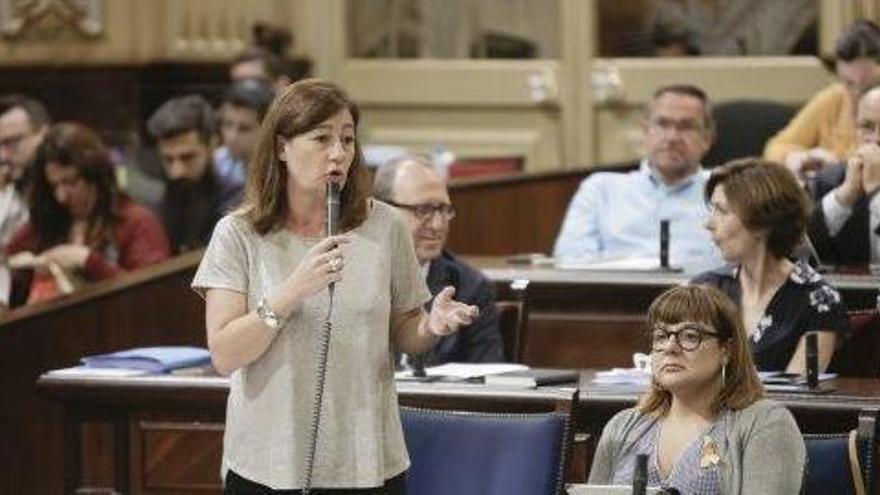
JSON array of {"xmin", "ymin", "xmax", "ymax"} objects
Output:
[
  {"xmin": 373, "ymin": 154, "xmax": 504, "ymax": 365},
  {"xmin": 5, "ymin": 122, "xmax": 169, "ymax": 307},
  {"xmin": 553, "ymin": 84, "xmax": 720, "ymax": 273},
  {"xmin": 589, "ymin": 284, "xmax": 805, "ymax": 494},
  {"xmin": 695, "ymin": 158, "xmax": 849, "ymax": 372}
]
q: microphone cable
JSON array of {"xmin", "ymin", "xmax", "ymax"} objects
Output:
[
  {"xmin": 300, "ymin": 286, "xmax": 334, "ymax": 495},
  {"xmin": 301, "ymin": 182, "xmax": 340, "ymax": 494}
]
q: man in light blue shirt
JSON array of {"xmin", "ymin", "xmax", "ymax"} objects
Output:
[{"xmin": 553, "ymin": 84, "xmax": 721, "ymax": 273}]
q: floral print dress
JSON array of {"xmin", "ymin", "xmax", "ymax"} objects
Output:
[{"xmin": 692, "ymin": 261, "xmax": 850, "ymax": 371}]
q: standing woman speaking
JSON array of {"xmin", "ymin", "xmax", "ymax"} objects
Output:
[{"xmin": 193, "ymin": 79, "xmax": 477, "ymax": 494}]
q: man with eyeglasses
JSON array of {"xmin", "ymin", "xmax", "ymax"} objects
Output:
[
  {"xmin": 373, "ymin": 155, "xmax": 504, "ymax": 365},
  {"xmin": 809, "ymin": 81, "xmax": 880, "ymax": 266},
  {"xmin": 553, "ymin": 84, "xmax": 720, "ymax": 272},
  {"xmin": 0, "ymin": 94, "xmax": 50, "ymax": 248}
]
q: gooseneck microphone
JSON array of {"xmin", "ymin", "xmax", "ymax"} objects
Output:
[
  {"xmin": 805, "ymin": 331, "xmax": 819, "ymax": 389},
  {"xmin": 633, "ymin": 453, "xmax": 648, "ymax": 495},
  {"xmin": 659, "ymin": 219, "xmax": 670, "ymax": 270}
]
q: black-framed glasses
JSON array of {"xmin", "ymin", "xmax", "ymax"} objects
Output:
[
  {"xmin": 386, "ymin": 200, "xmax": 456, "ymax": 221},
  {"xmin": 651, "ymin": 322, "xmax": 720, "ymax": 352}
]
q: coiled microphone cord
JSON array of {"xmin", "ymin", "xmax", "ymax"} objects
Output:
[{"xmin": 300, "ymin": 286, "xmax": 334, "ymax": 494}]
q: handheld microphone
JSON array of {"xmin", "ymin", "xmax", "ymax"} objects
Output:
[
  {"xmin": 326, "ymin": 181, "xmax": 341, "ymax": 294},
  {"xmin": 326, "ymin": 181, "xmax": 340, "ymax": 237},
  {"xmin": 659, "ymin": 219, "xmax": 670, "ymax": 269},
  {"xmin": 805, "ymin": 331, "xmax": 819, "ymax": 389},
  {"xmin": 632, "ymin": 453, "xmax": 648, "ymax": 495}
]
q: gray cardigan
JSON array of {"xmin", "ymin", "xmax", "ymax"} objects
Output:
[{"xmin": 588, "ymin": 399, "xmax": 805, "ymax": 494}]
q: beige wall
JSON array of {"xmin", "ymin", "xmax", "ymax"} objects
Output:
[{"xmin": 0, "ymin": 0, "xmax": 309, "ymax": 64}]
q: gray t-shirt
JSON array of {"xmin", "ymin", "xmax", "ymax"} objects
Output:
[{"xmin": 192, "ymin": 201, "xmax": 430, "ymax": 489}]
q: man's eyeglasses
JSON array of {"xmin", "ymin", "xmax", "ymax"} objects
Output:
[
  {"xmin": 651, "ymin": 322, "xmax": 719, "ymax": 352},
  {"xmin": 648, "ymin": 117, "xmax": 705, "ymax": 136},
  {"xmin": 386, "ymin": 200, "xmax": 456, "ymax": 221}
]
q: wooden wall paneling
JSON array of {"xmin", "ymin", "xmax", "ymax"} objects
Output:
[{"xmin": 446, "ymin": 168, "xmax": 588, "ymax": 255}]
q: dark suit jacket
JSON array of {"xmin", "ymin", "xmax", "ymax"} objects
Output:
[
  {"xmin": 421, "ymin": 250, "xmax": 504, "ymax": 365},
  {"xmin": 808, "ymin": 164, "xmax": 871, "ymax": 266}
]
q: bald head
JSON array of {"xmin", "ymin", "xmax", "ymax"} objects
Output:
[
  {"xmin": 857, "ymin": 84, "xmax": 880, "ymax": 145},
  {"xmin": 373, "ymin": 156, "xmax": 452, "ymax": 264}
]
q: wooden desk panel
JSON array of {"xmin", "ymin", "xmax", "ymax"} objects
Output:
[
  {"xmin": 475, "ymin": 258, "xmax": 880, "ymax": 368},
  {"xmin": 0, "ymin": 252, "xmax": 205, "ymax": 495},
  {"xmin": 38, "ymin": 373, "xmax": 880, "ymax": 495}
]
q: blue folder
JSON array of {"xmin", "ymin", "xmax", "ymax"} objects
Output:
[{"xmin": 81, "ymin": 346, "xmax": 211, "ymax": 373}]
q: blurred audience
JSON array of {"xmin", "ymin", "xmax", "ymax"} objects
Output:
[
  {"xmin": 554, "ymin": 84, "xmax": 720, "ymax": 272},
  {"xmin": 147, "ymin": 95, "xmax": 233, "ymax": 253},
  {"xmin": 5, "ymin": 123, "xmax": 169, "ymax": 307},
  {"xmin": 765, "ymin": 20, "xmax": 880, "ymax": 175},
  {"xmin": 213, "ymin": 80, "xmax": 274, "ymax": 203},
  {"xmin": 808, "ymin": 82, "xmax": 880, "ymax": 266},
  {"xmin": 0, "ymin": 95, "xmax": 50, "ymax": 247},
  {"xmin": 230, "ymin": 22, "xmax": 311, "ymax": 92},
  {"xmin": 695, "ymin": 159, "xmax": 848, "ymax": 372}
]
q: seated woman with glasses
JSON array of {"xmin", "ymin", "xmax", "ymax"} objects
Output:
[
  {"xmin": 5, "ymin": 122, "xmax": 170, "ymax": 307},
  {"xmin": 693, "ymin": 158, "xmax": 849, "ymax": 372},
  {"xmin": 589, "ymin": 284, "xmax": 805, "ymax": 494}
]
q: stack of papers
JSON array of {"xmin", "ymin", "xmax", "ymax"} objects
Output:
[
  {"xmin": 395, "ymin": 363, "xmax": 528, "ymax": 381},
  {"xmin": 591, "ymin": 368, "xmax": 652, "ymax": 387},
  {"xmin": 81, "ymin": 346, "xmax": 211, "ymax": 374}
]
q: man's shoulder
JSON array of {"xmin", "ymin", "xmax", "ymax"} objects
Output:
[
  {"xmin": 579, "ymin": 162, "xmax": 643, "ymax": 188},
  {"xmin": 434, "ymin": 250, "xmax": 485, "ymax": 278}
]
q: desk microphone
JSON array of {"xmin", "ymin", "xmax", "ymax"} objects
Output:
[
  {"xmin": 805, "ymin": 331, "xmax": 819, "ymax": 389},
  {"xmin": 659, "ymin": 219, "xmax": 670, "ymax": 269},
  {"xmin": 633, "ymin": 453, "xmax": 648, "ymax": 495}
]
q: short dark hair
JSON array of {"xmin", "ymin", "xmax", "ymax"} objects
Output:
[
  {"xmin": 649, "ymin": 84, "xmax": 714, "ymax": 138},
  {"xmin": 146, "ymin": 95, "xmax": 215, "ymax": 143},
  {"xmin": 221, "ymin": 80, "xmax": 275, "ymax": 122},
  {"xmin": 835, "ymin": 19, "xmax": 880, "ymax": 63},
  {"xmin": 705, "ymin": 158, "xmax": 810, "ymax": 259},
  {"xmin": 0, "ymin": 94, "xmax": 51, "ymax": 129}
]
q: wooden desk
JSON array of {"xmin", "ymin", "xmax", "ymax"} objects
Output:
[
  {"xmin": 38, "ymin": 372, "xmax": 880, "ymax": 495},
  {"xmin": 470, "ymin": 257, "xmax": 880, "ymax": 368},
  {"xmin": 0, "ymin": 252, "xmax": 205, "ymax": 495}
]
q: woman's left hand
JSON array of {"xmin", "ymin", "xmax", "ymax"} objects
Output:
[
  {"xmin": 425, "ymin": 286, "xmax": 479, "ymax": 336},
  {"xmin": 39, "ymin": 244, "xmax": 90, "ymax": 270}
]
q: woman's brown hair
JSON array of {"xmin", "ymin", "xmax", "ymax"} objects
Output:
[
  {"xmin": 240, "ymin": 78, "xmax": 369, "ymax": 234},
  {"xmin": 29, "ymin": 122, "xmax": 121, "ymax": 251},
  {"xmin": 704, "ymin": 158, "xmax": 810, "ymax": 259},
  {"xmin": 637, "ymin": 284, "xmax": 764, "ymax": 416}
]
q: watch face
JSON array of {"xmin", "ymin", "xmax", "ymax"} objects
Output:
[{"xmin": 258, "ymin": 299, "xmax": 281, "ymax": 329}]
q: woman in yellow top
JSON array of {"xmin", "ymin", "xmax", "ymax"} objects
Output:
[{"xmin": 765, "ymin": 20, "xmax": 880, "ymax": 175}]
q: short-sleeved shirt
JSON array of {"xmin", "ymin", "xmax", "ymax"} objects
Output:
[
  {"xmin": 192, "ymin": 201, "xmax": 431, "ymax": 489},
  {"xmin": 692, "ymin": 261, "xmax": 849, "ymax": 371}
]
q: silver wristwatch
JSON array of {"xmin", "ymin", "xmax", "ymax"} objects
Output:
[{"xmin": 257, "ymin": 297, "xmax": 283, "ymax": 331}]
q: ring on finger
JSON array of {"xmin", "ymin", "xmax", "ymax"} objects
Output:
[{"xmin": 329, "ymin": 257, "xmax": 342, "ymax": 272}]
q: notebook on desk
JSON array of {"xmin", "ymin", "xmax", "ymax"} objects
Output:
[{"xmin": 567, "ymin": 484, "xmax": 666, "ymax": 494}]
